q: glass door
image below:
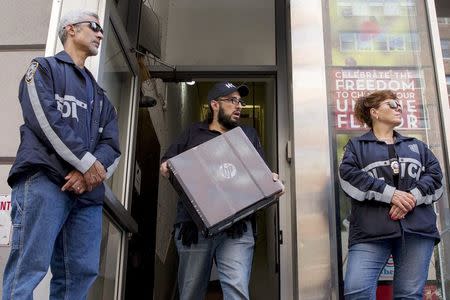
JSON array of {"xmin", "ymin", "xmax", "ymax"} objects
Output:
[{"xmin": 88, "ymin": 1, "xmax": 139, "ymax": 299}]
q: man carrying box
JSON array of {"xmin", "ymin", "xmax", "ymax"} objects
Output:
[{"xmin": 160, "ymin": 81, "xmax": 283, "ymax": 300}]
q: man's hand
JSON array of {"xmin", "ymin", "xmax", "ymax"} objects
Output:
[
  {"xmin": 391, "ymin": 190, "xmax": 416, "ymax": 213},
  {"xmin": 177, "ymin": 221, "xmax": 198, "ymax": 247},
  {"xmin": 272, "ymin": 172, "xmax": 285, "ymax": 197},
  {"xmin": 226, "ymin": 221, "xmax": 248, "ymax": 239},
  {"xmin": 389, "ymin": 205, "xmax": 407, "ymax": 220},
  {"xmin": 62, "ymin": 170, "xmax": 87, "ymax": 194},
  {"xmin": 160, "ymin": 161, "xmax": 170, "ymax": 178},
  {"xmin": 83, "ymin": 160, "xmax": 106, "ymax": 191}
]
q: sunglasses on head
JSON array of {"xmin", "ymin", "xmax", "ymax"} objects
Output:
[
  {"xmin": 71, "ymin": 21, "xmax": 103, "ymax": 34},
  {"xmin": 382, "ymin": 99, "xmax": 401, "ymax": 110}
]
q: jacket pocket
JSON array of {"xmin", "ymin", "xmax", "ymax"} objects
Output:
[
  {"xmin": 350, "ymin": 202, "xmax": 399, "ymax": 239},
  {"xmin": 403, "ymin": 205, "xmax": 437, "ymax": 234}
]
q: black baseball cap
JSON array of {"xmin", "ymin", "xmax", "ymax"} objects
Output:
[{"xmin": 207, "ymin": 82, "xmax": 249, "ymax": 102}]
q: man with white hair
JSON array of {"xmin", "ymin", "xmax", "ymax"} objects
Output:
[{"xmin": 2, "ymin": 9, "xmax": 120, "ymax": 299}]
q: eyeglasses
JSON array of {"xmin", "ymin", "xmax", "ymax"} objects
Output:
[
  {"xmin": 381, "ymin": 99, "xmax": 402, "ymax": 110},
  {"xmin": 218, "ymin": 97, "xmax": 246, "ymax": 107},
  {"xmin": 71, "ymin": 21, "xmax": 103, "ymax": 34}
]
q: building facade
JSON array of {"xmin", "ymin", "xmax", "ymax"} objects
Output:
[{"xmin": 0, "ymin": 0, "xmax": 449, "ymax": 299}]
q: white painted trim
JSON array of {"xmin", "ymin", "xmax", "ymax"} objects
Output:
[
  {"xmin": 45, "ymin": 0, "xmax": 64, "ymax": 56},
  {"xmin": 424, "ymin": 5, "xmax": 449, "ymax": 299},
  {"xmin": 426, "ymin": 0, "xmax": 450, "ymax": 170}
]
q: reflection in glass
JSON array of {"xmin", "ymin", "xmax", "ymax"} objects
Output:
[
  {"xmin": 100, "ymin": 22, "xmax": 133, "ymax": 204},
  {"xmin": 374, "ymin": 33, "xmax": 388, "ymax": 51},
  {"xmin": 438, "ymin": 18, "xmax": 450, "ymax": 107},
  {"xmin": 389, "ymin": 35, "xmax": 406, "ymax": 51},
  {"xmin": 357, "ymin": 33, "xmax": 373, "ymax": 51},
  {"xmin": 326, "ymin": 0, "xmax": 450, "ymax": 298},
  {"xmin": 340, "ymin": 33, "xmax": 357, "ymax": 52},
  {"xmin": 336, "ymin": 0, "xmax": 416, "ymax": 17},
  {"xmin": 88, "ymin": 214, "xmax": 123, "ymax": 300},
  {"xmin": 441, "ymin": 40, "xmax": 450, "ymax": 59}
]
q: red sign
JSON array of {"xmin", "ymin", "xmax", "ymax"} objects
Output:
[
  {"xmin": 0, "ymin": 200, "xmax": 11, "ymax": 211},
  {"xmin": 332, "ymin": 68, "xmax": 424, "ymax": 131},
  {"xmin": 376, "ymin": 284, "xmax": 438, "ymax": 299},
  {"xmin": 0, "ymin": 195, "xmax": 11, "ymax": 246}
]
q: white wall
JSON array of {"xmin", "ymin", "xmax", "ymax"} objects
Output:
[
  {"xmin": 165, "ymin": 0, "xmax": 275, "ymax": 65},
  {"xmin": 0, "ymin": 0, "xmax": 52, "ymax": 296},
  {"xmin": 0, "ymin": 1, "xmax": 52, "ymax": 46}
]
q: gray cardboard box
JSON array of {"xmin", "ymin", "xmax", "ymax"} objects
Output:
[{"xmin": 167, "ymin": 127, "xmax": 282, "ymax": 237}]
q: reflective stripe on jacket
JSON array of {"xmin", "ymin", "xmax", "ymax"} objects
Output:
[
  {"xmin": 9, "ymin": 51, "xmax": 121, "ymax": 205},
  {"xmin": 339, "ymin": 130, "xmax": 443, "ymax": 247}
]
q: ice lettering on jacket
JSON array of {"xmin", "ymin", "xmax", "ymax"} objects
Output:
[
  {"xmin": 399, "ymin": 158, "xmax": 423, "ymax": 180},
  {"xmin": 363, "ymin": 158, "xmax": 422, "ymax": 180},
  {"xmin": 55, "ymin": 94, "xmax": 87, "ymax": 121}
]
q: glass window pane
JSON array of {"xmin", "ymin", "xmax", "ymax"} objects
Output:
[
  {"xmin": 100, "ymin": 22, "xmax": 134, "ymax": 204},
  {"xmin": 340, "ymin": 33, "xmax": 356, "ymax": 51},
  {"xmin": 338, "ymin": 5, "xmax": 353, "ymax": 18},
  {"xmin": 352, "ymin": 3, "xmax": 370, "ymax": 16},
  {"xmin": 326, "ymin": 0, "xmax": 450, "ymax": 298},
  {"xmin": 447, "ymin": 77, "xmax": 450, "ymax": 105},
  {"xmin": 357, "ymin": 33, "xmax": 373, "ymax": 50},
  {"xmin": 88, "ymin": 214, "xmax": 123, "ymax": 300},
  {"xmin": 388, "ymin": 34, "xmax": 406, "ymax": 51},
  {"xmin": 405, "ymin": 33, "xmax": 420, "ymax": 51},
  {"xmin": 441, "ymin": 40, "xmax": 450, "ymax": 58},
  {"xmin": 384, "ymin": 0, "xmax": 401, "ymax": 16},
  {"xmin": 374, "ymin": 33, "xmax": 388, "ymax": 51}
]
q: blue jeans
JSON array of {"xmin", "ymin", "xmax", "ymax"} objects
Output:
[
  {"xmin": 344, "ymin": 233, "xmax": 435, "ymax": 300},
  {"xmin": 175, "ymin": 220, "xmax": 254, "ymax": 300},
  {"xmin": 2, "ymin": 171, "xmax": 102, "ymax": 300}
]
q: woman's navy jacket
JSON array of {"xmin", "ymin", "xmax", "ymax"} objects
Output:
[
  {"xmin": 339, "ymin": 130, "xmax": 443, "ymax": 247},
  {"xmin": 8, "ymin": 51, "xmax": 121, "ymax": 205}
]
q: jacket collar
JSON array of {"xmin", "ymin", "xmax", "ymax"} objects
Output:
[
  {"xmin": 54, "ymin": 51, "xmax": 105, "ymax": 92},
  {"xmin": 359, "ymin": 130, "xmax": 414, "ymax": 143},
  {"xmin": 55, "ymin": 51, "xmax": 76, "ymax": 65}
]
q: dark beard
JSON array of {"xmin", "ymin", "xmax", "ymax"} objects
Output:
[{"xmin": 218, "ymin": 105, "xmax": 239, "ymax": 129}]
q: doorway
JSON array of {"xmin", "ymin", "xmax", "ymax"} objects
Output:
[
  {"xmin": 125, "ymin": 108, "xmax": 160, "ymax": 299},
  {"xmin": 125, "ymin": 78, "xmax": 281, "ymax": 299}
]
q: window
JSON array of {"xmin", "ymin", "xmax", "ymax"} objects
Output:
[
  {"xmin": 100, "ymin": 23, "xmax": 135, "ymax": 204},
  {"xmin": 438, "ymin": 17, "xmax": 450, "ymax": 24},
  {"xmin": 405, "ymin": 33, "xmax": 420, "ymax": 51},
  {"xmin": 373, "ymin": 33, "xmax": 388, "ymax": 51},
  {"xmin": 340, "ymin": 33, "xmax": 356, "ymax": 51},
  {"xmin": 357, "ymin": 33, "xmax": 373, "ymax": 50},
  {"xmin": 337, "ymin": 0, "xmax": 416, "ymax": 16},
  {"xmin": 384, "ymin": 0, "xmax": 401, "ymax": 16},
  {"xmin": 339, "ymin": 32, "xmax": 419, "ymax": 52},
  {"xmin": 388, "ymin": 34, "xmax": 406, "ymax": 51},
  {"xmin": 441, "ymin": 40, "xmax": 450, "ymax": 59},
  {"xmin": 326, "ymin": 0, "xmax": 450, "ymax": 298}
]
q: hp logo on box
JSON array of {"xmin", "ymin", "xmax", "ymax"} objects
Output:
[{"xmin": 219, "ymin": 163, "xmax": 236, "ymax": 179}]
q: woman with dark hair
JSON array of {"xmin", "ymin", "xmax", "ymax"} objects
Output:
[{"xmin": 339, "ymin": 90, "xmax": 444, "ymax": 299}]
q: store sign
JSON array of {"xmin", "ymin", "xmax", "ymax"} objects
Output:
[
  {"xmin": 332, "ymin": 68, "xmax": 424, "ymax": 131},
  {"xmin": 0, "ymin": 195, "xmax": 12, "ymax": 246},
  {"xmin": 378, "ymin": 256, "xmax": 395, "ymax": 281}
]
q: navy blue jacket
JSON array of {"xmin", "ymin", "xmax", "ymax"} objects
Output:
[
  {"xmin": 8, "ymin": 51, "xmax": 121, "ymax": 205},
  {"xmin": 339, "ymin": 131, "xmax": 443, "ymax": 247},
  {"xmin": 161, "ymin": 122, "xmax": 264, "ymax": 224}
]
